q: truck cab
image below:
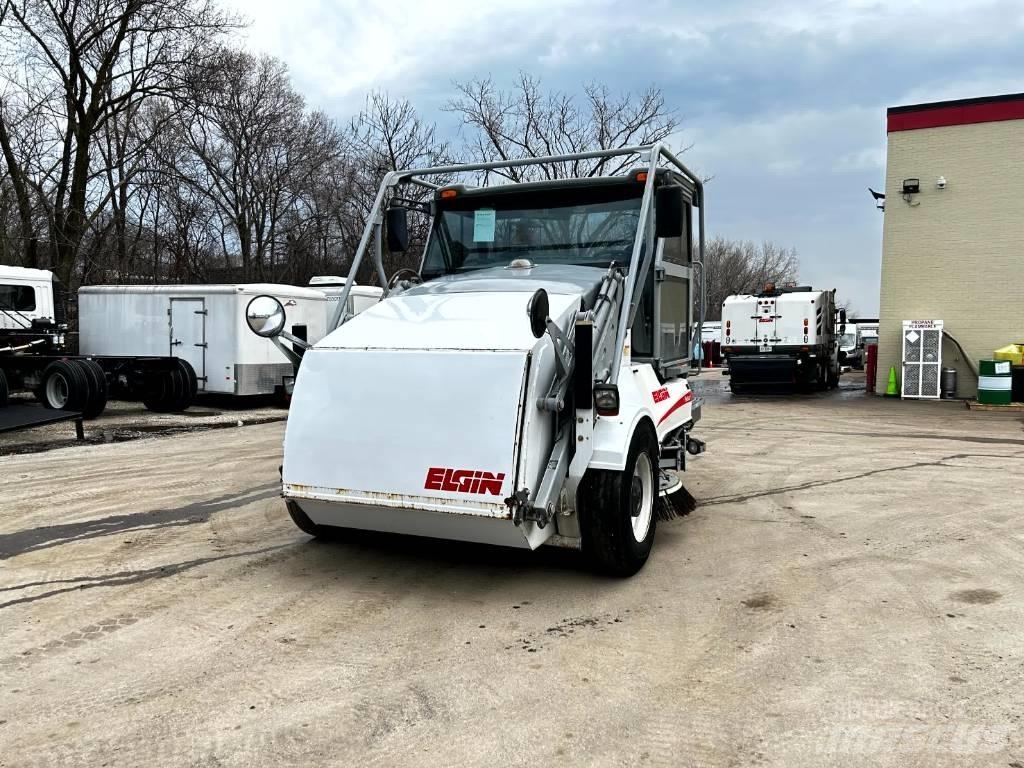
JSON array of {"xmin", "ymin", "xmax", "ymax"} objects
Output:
[
  {"xmin": 244, "ymin": 144, "xmax": 708, "ymax": 576},
  {"xmin": 0, "ymin": 266, "xmax": 62, "ymax": 345}
]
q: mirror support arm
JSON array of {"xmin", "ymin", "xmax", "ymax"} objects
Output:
[{"xmin": 270, "ymin": 331, "xmax": 308, "ymax": 369}]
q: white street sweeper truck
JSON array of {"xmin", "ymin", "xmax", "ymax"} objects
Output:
[
  {"xmin": 721, "ymin": 284, "xmax": 844, "ymax": 393},
  {"xmin": 244, "ymin": 145, "xmax": 707, "ymax": 575}
]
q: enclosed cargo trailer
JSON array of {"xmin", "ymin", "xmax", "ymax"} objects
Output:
[{"xmin": 79, "ymin": 284, "xmax": 327, "ymax": 396}]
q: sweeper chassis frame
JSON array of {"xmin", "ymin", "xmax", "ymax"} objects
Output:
[{"xmin": 319, "ymin": 143, "xmax": 707, "ymax": 531}]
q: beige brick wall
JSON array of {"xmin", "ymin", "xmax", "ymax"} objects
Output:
[{"xmin": 876, "ymin": 119, "xmax": 1024, "ymax": 396}]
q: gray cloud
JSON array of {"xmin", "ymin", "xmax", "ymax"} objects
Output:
[{"xmin": 224, "ymin": 0, "xmax": 1024, "ymax": 312}]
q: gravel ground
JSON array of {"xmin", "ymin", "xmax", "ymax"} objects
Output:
[
  {"xmin": 2, "ymin": 373, "xmax": 1023, "ymax": 766},
  {"xmin": 0, "ymin": 395, "xmax": 288, "ymax": 455}
]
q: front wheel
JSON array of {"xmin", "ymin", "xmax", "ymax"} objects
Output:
[
  {"xmin": 285, "ymin": 500, "xmax": 326, "ymax": 537},
  {"xmin": 579, "ymin": 425, "xmax": 658, "ymax": 577}
]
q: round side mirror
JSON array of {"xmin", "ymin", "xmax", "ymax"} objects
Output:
[
  {"xmin": 527, "ymin": 288, "xmax": 549, "ymax": 339},
  {"xmin": 246, "ymin": 295, "xmax": 286, "ymax": 338}
]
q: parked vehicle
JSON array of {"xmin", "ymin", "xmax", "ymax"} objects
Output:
[
  {"xmin": 721, "ymin": 285, "xmax": 844, "ymax": 392},
  {"xmin": 307, "ymin": 276, "xmax": 383, "ymax": 331},
  {"xmin": 245, "ymin": 144, "xmax": 708, "ymax": 576},
  {"xmin": 839, "ymin": 323, "xmax": 862, "ymax": 368},
  {"xmin": 79, "ymin": 284, "xmax": 328, "ymax": 398},
  {"xmin": 0, "ymin": 266, "xmax": 193, "ymax": 416}
]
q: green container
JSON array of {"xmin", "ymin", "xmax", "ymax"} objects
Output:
[{"xmin": 978, "ymin": 359, "xmax": 1013, "ymax": 405}]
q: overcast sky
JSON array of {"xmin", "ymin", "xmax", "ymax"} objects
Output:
[{"xmin": 222, "ymin": 0, "xmax": 1024, "ymax": 314}]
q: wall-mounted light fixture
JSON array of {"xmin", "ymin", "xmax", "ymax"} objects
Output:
[
  {"xmin": 902, "ymin": 178, "xmax": 921, "ymax": 207},
  {"xmin": 936, "ymin": 176, "xmax": 947, "ymax": 190}
]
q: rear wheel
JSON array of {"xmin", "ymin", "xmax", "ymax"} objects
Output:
[
  {"xmin": 143, "ymin": 367, "xmax": 187, "ymax": 413},
  {"xmin": 827, "ymin": 365, "xmax": 840, "ymax": 389},
  {"xmin": 579, "ymin": 425, "xmax": 658, "ymax": 577},
  {"xmin": 40, "ymin": 360, "xmax": 89, "ymax": 411},
  {"xmin": 175, "ymin": 358, "xmax": 199, "ymax": 410},
  {"xmin": 77, "ymin": 359, "xmax": 108, "ymax": 419}
]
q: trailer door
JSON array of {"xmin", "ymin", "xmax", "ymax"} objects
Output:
[
  {"xmin": 169, "ymin": 298, "xmax": 206, "ymax": 387},
  {"xmin": 755, "ymin": 297, "xmax": 777, "ymax": 352}
]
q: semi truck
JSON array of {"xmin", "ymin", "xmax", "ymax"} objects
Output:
[
  {"xmin": 0, "ymin": 265, "xmax": 198, "ymax": 416},
  {"xmin": 242, "ymin": 143, "xmax": 708, "ymax": 576},
  {"xmin": 721, "ymin": 284, "xmax": 844, "ymax": 393}
]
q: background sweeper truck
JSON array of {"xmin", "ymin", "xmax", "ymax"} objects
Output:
[
  {"xmin": 244, "ymin": 144, "xmax": 708, "ymax": 575},
  {"xmin": 721, "ymin": 284, "xmax": 844, "ymax": 393}
]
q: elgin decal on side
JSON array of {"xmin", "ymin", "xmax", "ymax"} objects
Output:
[{"xmin": 425, "ymin": 467, "xmax": 506, "ymax": 496}]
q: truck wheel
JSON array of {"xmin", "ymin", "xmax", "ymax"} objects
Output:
[
  {"xmin": 174, "ymin": 359, "xmax": 198, "ymax": 410},
  {"xmin": 40, "ymin": 360, "xmax": 89, "ymax": 411},
  {"xmin": 579, "ymin": 425, "xmax": 658, "ymax": 577},
  {"xmin": 77, "ymin": 360, "xmax": 108, "ymax": 419},
  {"xmin": 143, "ymin": 368, "xmax": 186, "ymax": 413},
  {"xmin": 0, "ymin": 368, "xmax": 8, "ymax": 407},
  {"xmin": 285, "ymin": 500, "xmax": 325, "ymax": 537}
]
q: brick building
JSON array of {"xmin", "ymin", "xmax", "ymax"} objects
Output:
[{"xmin": 876, "ymin": 93, "xmax": 1024, "ymax": 396}]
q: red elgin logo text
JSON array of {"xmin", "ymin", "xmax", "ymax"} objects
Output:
[{"xmin": 424, "ymin": 467, "xmax": 506, "ymax": 496}]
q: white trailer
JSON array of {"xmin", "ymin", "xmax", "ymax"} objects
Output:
[
  {"xmin": 307, "ymin": 276, "xmax": 383, "ymax": 328},
  {"xmin": 79, "ymin": 284, "xmax": 327, "ymax": 396},
  {"xmin": 721, "ymin": 285, "xmax": 843, "ymax": 392},
  {"xmin": 243, "ymin": 144, "xmax": 709, "ymax": 576}
]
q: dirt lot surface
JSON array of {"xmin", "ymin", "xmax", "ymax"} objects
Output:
[
  {"xmin": 0, "ymin": 395, "xmax": 287, "ymax": 455},
  {"xmin": 3, "ymin": 374, "xmax": 1023, "ymax": 766}
]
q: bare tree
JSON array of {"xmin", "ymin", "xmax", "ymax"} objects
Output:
[
  {"xmin": 446, "ymin": 73, "xmax": 679, "ymax": 182},
  {"xmin": 0, "ymin": 0, "xmax": 236, "ymax": 285},
  {"xmin": 342, "ymin": 92, "xmax": 454, "ymax": 280},
  {"xmin": 169, "ymin": 48, "xmax": 343, "ymax": 281},
  {"xmin": 703, "ymin": 237, "xmax": 800, "ymax": 320}
]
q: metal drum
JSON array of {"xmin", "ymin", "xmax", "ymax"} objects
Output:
[
  {"xmin": 978, "ymin": 359, "xmax": 1012, "ymax": 405},
  {"xmin": 941, "ymin": 367, "xmax": 957, "ymax": 399}
]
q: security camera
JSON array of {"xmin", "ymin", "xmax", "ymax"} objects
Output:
[{"xmin": 936, "ymin": 176, "xmax": 947, "ymax": 190}]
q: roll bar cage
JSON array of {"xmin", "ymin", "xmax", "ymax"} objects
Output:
[{"xmin": 329, "ymin": 143, "xmax": 707, "ymax": 377}]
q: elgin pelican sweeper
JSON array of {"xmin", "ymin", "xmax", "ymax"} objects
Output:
[{"xmin": 246, "ymin": 145, "xmax": 707, "ymax": 575}]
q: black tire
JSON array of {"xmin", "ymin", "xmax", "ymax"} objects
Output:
[
  {"xmin": 143, "ymin": 368, "xmax": 186, "ymax": 413},
  {"xmin": 286, "ymin": 500, "xmax": 324, "ymax": 537},
  {"xmin": 40, "ymin": 360, "xmax": 89, "ymax": 411},
  {"xmin": 828, "ymin": 366, "xmax": 840, "ymax": 389},
  {"xmin": 76, "ymin": 359, "xmax": 108, "ymax": 419},
  {"xmin": 173, "ymin": 358, "xmax": 198, "ymax": 410},
  {"xmin": 815, "ymin": 362, "xmax": 829, "ymax": 391},
  {"xmin": 579, "ymin": 424, "xmax": 659, "ymax": 577},
  {"xmin": 0, "ymin": 368, "xmax": 8, "ymax": 407},
  {"xmin": 730, "ymin": 381, "xmax": 745, "ymax": 395}
]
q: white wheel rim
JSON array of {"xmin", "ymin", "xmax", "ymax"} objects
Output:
[
  {"xmin": 630, "ymin": 452, "xmax": 654, "ymax": 542},
  {"xmin": 46, "ymin": 373, "xmax": 69, "ymax": 408}
]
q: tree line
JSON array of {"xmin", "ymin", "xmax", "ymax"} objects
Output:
[{"xmin": 0, "ymin": 0, "xmax": 799, "ymax": 305}]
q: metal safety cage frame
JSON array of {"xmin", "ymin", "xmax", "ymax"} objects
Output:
[
  {"xmin": 901, "ymin": 319, "xmax": 943, "ymax": 399},
  {"xmin": 326, "ymin": 144, "xmax": 708, "ymax": 378}
]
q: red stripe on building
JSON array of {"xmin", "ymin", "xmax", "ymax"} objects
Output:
[{"xmin": 888, "ymin": 98, "xmax": 1024, "ymax": 132}]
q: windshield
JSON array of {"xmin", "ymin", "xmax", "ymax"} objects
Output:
[
  {"xmin": 421, "ymin": 190, "xmax": 642, "ymax": 276},
  {"xmin": 840, "ymin": 333, "xmax": 856, "ymax": 347}
]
